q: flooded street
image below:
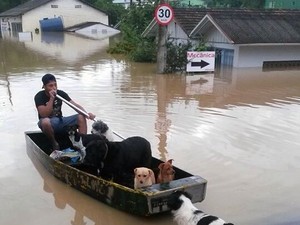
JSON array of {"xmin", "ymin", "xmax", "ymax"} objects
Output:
[{"xmin": 1, "ymin": 33, "xmax": 300, "ymax": 225}]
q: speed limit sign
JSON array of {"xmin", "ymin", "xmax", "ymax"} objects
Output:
[{"xmin": 154, "ymin": 3, "xmax": 174, "ymax": 26}]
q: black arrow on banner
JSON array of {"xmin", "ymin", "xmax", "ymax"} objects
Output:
[{"xmin": 191, "ymin": 60, "xmax": 209, "ymax": 68}]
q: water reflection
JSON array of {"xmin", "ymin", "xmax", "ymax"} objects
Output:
[
  {"xmin": 1, "ymin": 33, "xmax": 300, "ymax": 225},
  {"xmin": 41, "ymin": 32, "xmax": 64, "ymax": 44},
  {"xmin": 25, "ymin": 32, "xmax": 113, "ymax": 64},
  {"xmin": 0, "ymin": 73, "xmax": 13, "ymax": 127},
  {"xmin": 0, "ymin": 31, "xmax": 118, "ymax": 69},
  {"xmin": 27, "ymin": 147, "xmax": 172, "ymax": 225},
  {"xmin": 27, "ymin": 148, "xmax": 111, "ymax": 225},
  {"xmin": 0, "ymin": 73, "xmax": 12, "ymax": 104},
  {"xmin": 154, "ymin": 73, "xmax": 214, "ymax": 160}
]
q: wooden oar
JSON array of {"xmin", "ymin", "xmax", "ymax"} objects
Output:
[{"xmin": 56, "ymin": 94, "xmax": 124, "ymax": 140}]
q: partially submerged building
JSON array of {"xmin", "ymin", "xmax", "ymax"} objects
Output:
[
  {"xmin": 143, "ymin": 8, "xmax": 300, "ymax": 68},
  {"xmin": 0, "ymin": 0, "xmax": 113, "ymax": 36}
]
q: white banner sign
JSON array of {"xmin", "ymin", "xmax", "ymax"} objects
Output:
[{"xmin": 186, "ymin": 51, "xmax": 215, "ymax": 72}]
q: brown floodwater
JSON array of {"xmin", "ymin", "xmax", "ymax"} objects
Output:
[{"xmin": 1, "ymin": 33, "xmax": 300, "ymax": 225}]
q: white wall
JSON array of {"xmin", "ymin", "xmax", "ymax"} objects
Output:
[
  {"xmin": 204, "ymin": 27, "xmax": 230, "ymax": 44},
  {"xmin": 22, "ymin": 0, "xmax": 108, "ymax": 32},
  {"xmin": 235, "ymin": 45, "xmax": 300, "ymax": 68},
  {"xmin": 167, "ymin": 20, "xmax": 189, "ymax": 44},
  {"xmin": 204, "ymin": 26, "xmax": 300, "ymax": 68},
  {"xmin": 75, "ymin": 24, "xmax": 120, "ymax": 39}
]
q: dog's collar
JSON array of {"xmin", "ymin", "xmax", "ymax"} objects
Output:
[
  {"xmin": 80, "ymin": 147, "xmax": 86, "ymax": 161},
  {"xmin": 97, "ymin": 143, "xmax": 108, "ymax": 172},
  {"xmin": 103, "ymin": 143, "xmax": 108, "ymax": 160}
]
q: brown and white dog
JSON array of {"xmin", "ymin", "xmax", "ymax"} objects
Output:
[
  {"xmin": 157, "ymin": 159, "xmax": 175, "ymax": 183},
  {"xmin": 134, "ymin": 167, "xmax": 156, "ymax": 189}
]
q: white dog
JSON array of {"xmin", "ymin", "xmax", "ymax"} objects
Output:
[
  {"xmin": 134, "ymin": 167, "xmax": 156, "ymax": 189},
  {"xmin": 167, "ymin": 191, "xmax": 234, "ymax": 225},
  {"xmin": 91, "ymin": 120, "xmax": 114, "ymax": 141}
]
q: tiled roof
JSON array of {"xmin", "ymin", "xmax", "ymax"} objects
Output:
[
  {"xmin": 0, "ymin": 0, "xmax": 52, "ymax": 16},
  {"xmin": 65, "ymin": 22, "xmax": 102, "ymax": 31},
  {"xmin": 0, "ymin": 0, "xmax": 106, "ymax": 17},
  {"xmin": 171, "ymin": 8, "xmax": 300, "ymax": 44},
  {"xmin": 141, "ymin": 8, "xmax": 210, "ymax": 37},
  {"xmin": 173, "ymin": 8, "xmax": 213, "ymax": 35},
  {"xmin": 202, "ymin": 9, "xmax": 300, "ymax": 43}
]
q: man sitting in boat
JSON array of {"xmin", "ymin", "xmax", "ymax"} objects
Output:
[{"xmin": 34, "ymin": 74, "xmax": 95, "ymax": 151}]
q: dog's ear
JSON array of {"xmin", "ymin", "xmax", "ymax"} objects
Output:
[
  {"xmin": 158, "ymin": 162, "xmax": 164, "ymax": 170},
  {"xmin": 167, "ymin": 159, "xmax": 174, "ymax": 164},
  {"xmin": 71, "ymin": 125, "xmax": 79, "ymax": 130},
  {"xmin": 134, "ymin": 168, "xmax": 138, "ymax": 174},
  {"xmin": 64, "ymin": 124, "xmax": 78, "ymax": 132},
  {"xmin": 167, "ymin": 191, "xmax": 184, "ymax": 210},
  {"xmin": 85, "ymin": 140, "xmax": 107, "ymax": 169},
  {"xmin": 149, "ymin": 169, "xmax": 156, "ymax": 183}
]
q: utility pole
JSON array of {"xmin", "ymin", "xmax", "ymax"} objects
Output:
[
  {"xmin": 156, "ymin": 24, "xmax": 167, "ymax": 73},
  {"xmin": 155, "ymin": 2, "xmax": 174, "ymax": 73},
  {"xmin": 156, "ymin": 0, "xmax": 167, "ymax": 74}
]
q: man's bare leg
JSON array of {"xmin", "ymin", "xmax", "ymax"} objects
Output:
[
  {"xmin": 77, "ymin": 114, "xmax": 87, "ymax": 134},
  {"xmin": 40, "ymin": 118, "xmax": 60, "ymax": 150}
]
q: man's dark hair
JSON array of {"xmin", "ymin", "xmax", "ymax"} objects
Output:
[{"xmin": 42, "ymin": 74, "xmax": 56, "ymax": 86}]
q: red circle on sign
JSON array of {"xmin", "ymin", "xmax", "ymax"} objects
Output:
[{"xmin": 154, "ymin": 3, "xmax": 174, "ymax": 26}]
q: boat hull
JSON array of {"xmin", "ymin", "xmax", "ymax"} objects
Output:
[{"xmin": 25, "ymin": 131, "xmax": 207, "ymax": 216}]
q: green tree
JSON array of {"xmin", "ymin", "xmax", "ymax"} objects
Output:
[
  {"xmin": 108, "ymin": 3, "xmax": 157, "ymax": 62},
  {"xmin": 0, "ymin": 0, "xmax": 29, "ymax": 13},
  {"xmin": 165, "ymin": 41, "xmax": 192, "ymax": 73},
  {"xmin": 203, "ymin": 0, "xmax": 264, "ymax": 8},
  {"xmin": 241, "ymin": 0, "xmax": 265, "ymax": 8},
  {"xmin": 94, "ymin": 0, "xmax": 126, "ymax": 26}
]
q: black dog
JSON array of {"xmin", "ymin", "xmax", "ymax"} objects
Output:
[
  {"xmin": 167, "ymin": 191, "xmax": 234, "ymax": 225},
  {"xmin": 84, "ymin": 136, "xmax": 152, "ymax": 187}
]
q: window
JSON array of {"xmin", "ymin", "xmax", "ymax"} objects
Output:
[
  {"xmin": 75, "ymin": 5, "xmax": 82, "ymax": 8},
  {"xmin": 51, "ymin": 5, "xmax": 58, "ymax": 8},
  {"xmin": 11, "ymin": 22, "xmax": 22, "ymax": 33}
]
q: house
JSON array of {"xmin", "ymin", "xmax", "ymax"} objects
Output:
[
  {"xmin": 265, "ymin": 0, "xmax": 300, "ymax": 9},
  {"xmin": 112, "ymin": 0, "xmax": 146, "ymax": 9},
  {"xmin": 142, "ymin": 8, "xmax": 300, "ymax": 68},
  {"xmin": 0, "ymin": 0, "xmax": 108, "ymax": 34},
  {"xmin": 142, "ymin": 8, "xmax": 210, "ymax": 43},
  {"xmin": 177, "ymin": 0, "xmax": 206, "ymax": 7}
]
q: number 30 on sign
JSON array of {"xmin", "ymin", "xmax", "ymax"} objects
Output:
[{"xmin": 155, "ymin": 3, "xmax": 174, "ymax": 26}]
